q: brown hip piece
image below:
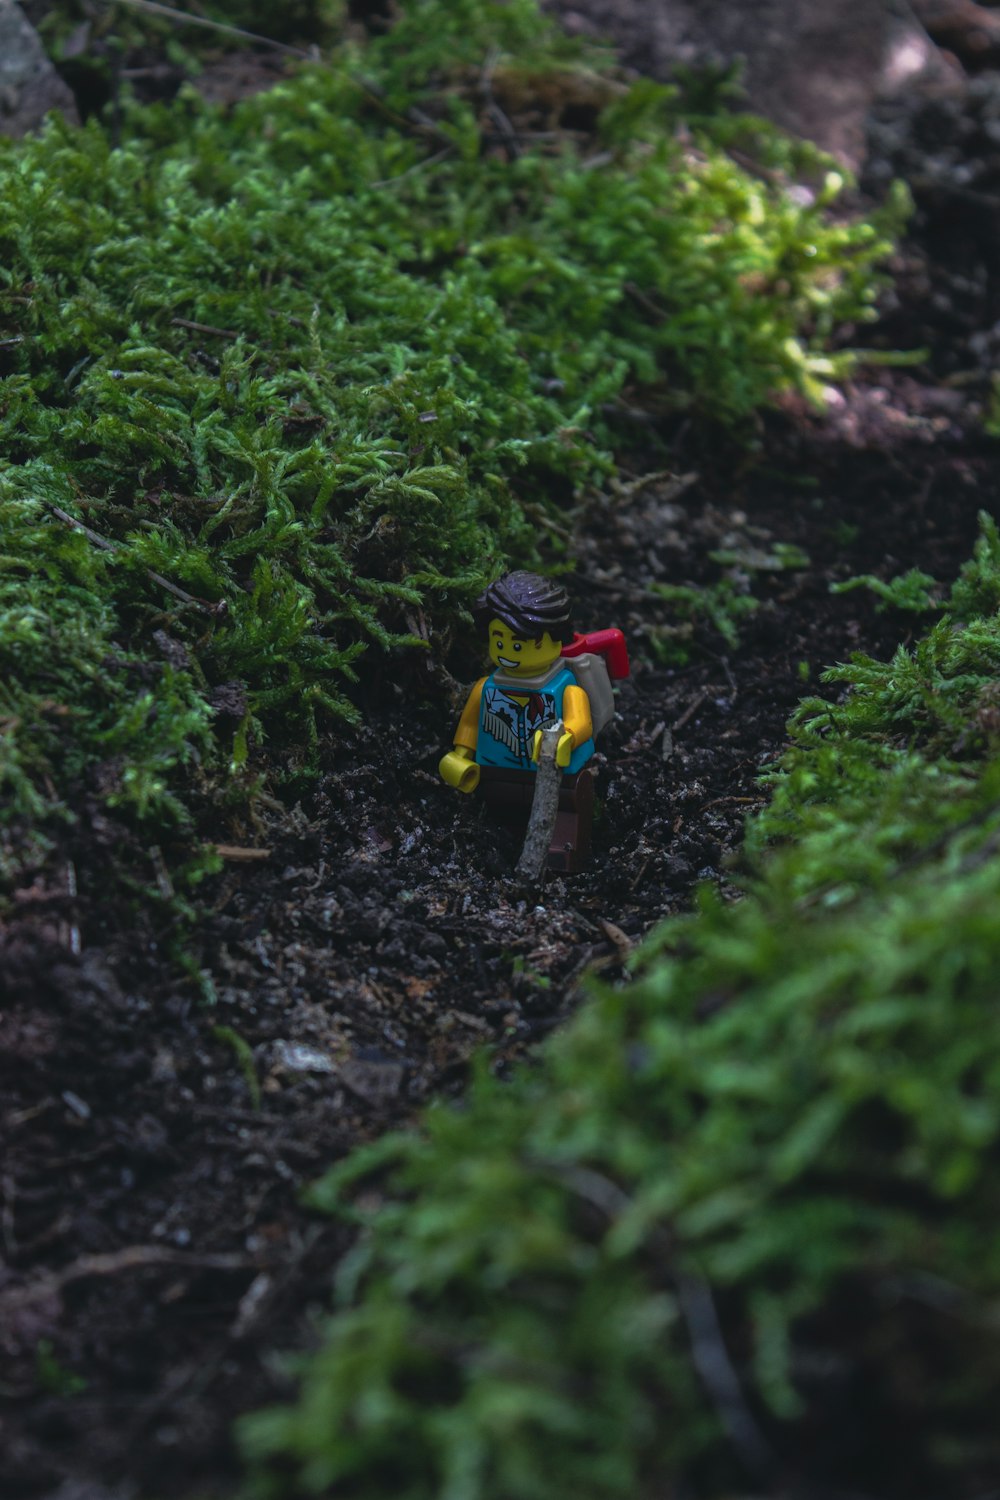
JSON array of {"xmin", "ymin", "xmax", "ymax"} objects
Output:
[
  {"xmin": 478, "ymin": 766, "xmax": 595, "ymax": 872},
  {"xmin": 478, "ymin": 765, "xmax": 593, "ymax": 811}
]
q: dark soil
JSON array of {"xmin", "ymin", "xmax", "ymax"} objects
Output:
[{"xmin": 4, "ymin": 22, "xmax": 1000, "ymax": 1500}]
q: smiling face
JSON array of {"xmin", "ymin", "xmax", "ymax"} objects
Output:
[{"xmin": 487, "ymin": 617, "xmax": 562, "ymax": 677}]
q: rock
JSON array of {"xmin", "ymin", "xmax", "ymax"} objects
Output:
[
  {"xmin": 0, "ymin": 0, "xmax": 79, "ymax": 138},
  {"xmin": 271, "ymin": 1039, "xmax": 337, "ymax": 1074},
  {"xmin": 912, "ymin": 0, "xmax": 1000, "ymax": 71},
  {"xmin": 339, "ymin": 1053, "xmax": 405, "ymax": 1103},
  {"xmin": 548, "ymin": 0, "xmax": 962, "ymax": 170}
]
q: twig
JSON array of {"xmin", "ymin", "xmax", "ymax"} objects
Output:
[
  {"xmin": 355, "ymin": 74, "xmax": 458, "ymax": 150},
  {"xmin": 671, "ymin": 688, "xmax": 710, "ymax": 734},
  {"xmin": 624, "ymin": 280, "xmax": 668, "ymax": 322},
  {"xmin": 724, "ymin": 145, "xmax": 782, "ymax": 186},
  {"xmin": 612, "ymin": 468, "xmax": 698, "ymax": 503},
  {"xmin": 45, "ymin": 503, "xmax": 116, "ymax": 555},
  {"xmin": 95, "ymin": 8, "xmax": 492, "ymax": 182},
  {"xmin": 556, "ymin": 1164, "xmax": 634, "ymax": 1219},
  {"xmin": 479, "ymin": 46, "xmax": 520, "ymax": 159},
  {"xmin": 215, "ymin": 844, "xmax": 272, "ymax": 862},
  {"xmin": 676, "ymin": 1272, "xmax": 776, "ymax": 1483},
  {"xmin": 43, "ymin": 503, "xmax": 225, "ymax": 616},
  {"xmin": 149, "ymin": 843, "xmax": 175, "ymax": 901},
  {"xmin": 171, "ymin": 317, "xmax": 239, "ymax": 340},
  {"xmin": 371, "ymin": 145, "xmax": 454, "ymax": 189},
  {"xmin": 107, "ymin": 0, "xmax": 315, "ymax": 58},
  {"xmin": 547, "ymin": 1161, "xmax": 778, "ymax": 1483},
  {"xmin": 515, "ymin": 720, "xmax": 564, "ymax": 885},
  {"xmin": 580, "ymin": 150, "xmax": 614, "ymax": 170},
  {"xmin": 5, "ymin": 1098, "xmax": 57, "ymax": 1130},
  {"xmin": 0, "ymin": 1245, "xmax": 256, "ymax": 1312},
  {"xmin": 720, "ymin": 654, "xmax": 738, "ymax": 697},
  {"xmin": 122, "ymin": 1222, "xmax": 327, "ymax": 1450},
  {"xmin": 65, "ymin": 859, "xmax": 81, "ymax": 956}
]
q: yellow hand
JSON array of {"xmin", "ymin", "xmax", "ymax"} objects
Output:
[
  {"xmin": 531, "ymin": 728, "xmax": 574, "ymax": 768},
  {"xmin": 439, "ymin": 747, "xmax": 480, "ymax": 793}
]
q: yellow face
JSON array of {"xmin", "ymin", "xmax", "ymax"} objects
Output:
[{"xmin": 487, "ymin": 617, "xmax": 562, "ymax": 677}]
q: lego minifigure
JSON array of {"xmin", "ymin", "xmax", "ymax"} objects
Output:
[{"xmin": 439, "ymin": 571, "xmax": 628, "ymax": 873}]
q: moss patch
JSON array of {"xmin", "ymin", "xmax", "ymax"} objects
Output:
[{"xmin": 2, "ymin": 0, "xmax": 896, "ymax": 897}]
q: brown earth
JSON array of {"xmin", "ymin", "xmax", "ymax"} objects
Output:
[{"xmin": 3, "ymin": 8, "xmax": 1000, "ymax": 1500}]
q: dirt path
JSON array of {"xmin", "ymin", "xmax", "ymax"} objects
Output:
[
  {"xmin": 2, "ymin": 363, "xmax": 994, "ymax": 1494},
  {"xmin": 5, "ymin": 10, "xmax": 1000, "ymax": 1491}
]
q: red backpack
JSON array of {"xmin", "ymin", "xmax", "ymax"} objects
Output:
[{"xmin": 560, "ymin": 628, "xmax": 629, "ymax": 736}]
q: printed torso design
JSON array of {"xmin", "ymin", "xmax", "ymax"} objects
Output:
[{"xmin": 477, "ymin": 665, "xmax": 593, "ymax": 774}]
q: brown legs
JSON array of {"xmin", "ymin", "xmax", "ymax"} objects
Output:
[{"xmin": 478, "ymin": 767, "xmax": 595, "ymax": 873}]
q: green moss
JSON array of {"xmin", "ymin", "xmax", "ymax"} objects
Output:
[
  {"xmin": 830, "ymin": 565, "xmax": 940, "ymax": 613},
  {"xmin": 0, "ymin": 494, "xmax": 214, "ymax": 860},
  {"xmin": 38, "ymin": 0, "xmax": 348, "ymax": 66},
  {"xmin": 648, "ymin": 576, "xmax": 760, "ymax": 658},
  {"xmin": 239, "ymin": 515, "xmax": 1000, "ymax": 1497},
  {"xmin": 2, "ymin": 0, "xmax": 894, "ymax": 886}
]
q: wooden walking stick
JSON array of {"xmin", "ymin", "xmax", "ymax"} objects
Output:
[{"xmin": 515, "ymin": 719, "xmax": 564, "ymax": 886}]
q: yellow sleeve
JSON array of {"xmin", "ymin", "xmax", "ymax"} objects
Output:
[
  {"xmin": 562, "ymin": 683, "xmax": 593, "ymax": 748},
  {"xmin": 453, "ymin": 678, "xmax": 486, "ymax": 752}
]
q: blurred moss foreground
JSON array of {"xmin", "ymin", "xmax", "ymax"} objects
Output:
[
  {"xmin": 1, "ymin": 0, "xmax": 896, "ymax": 896},
  {"xmin": 242, "ymin": 524, "xmax": 1000, "ymax": 1498}
]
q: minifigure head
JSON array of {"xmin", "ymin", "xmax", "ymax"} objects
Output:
[{"xmin": 475, "ymin": 571, "xmax": 573, "ymax": 678}]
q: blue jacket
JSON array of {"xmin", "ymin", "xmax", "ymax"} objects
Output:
[{"xmin": 476, "ymin": 666, "xmax": 594, "ymax": 774}]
